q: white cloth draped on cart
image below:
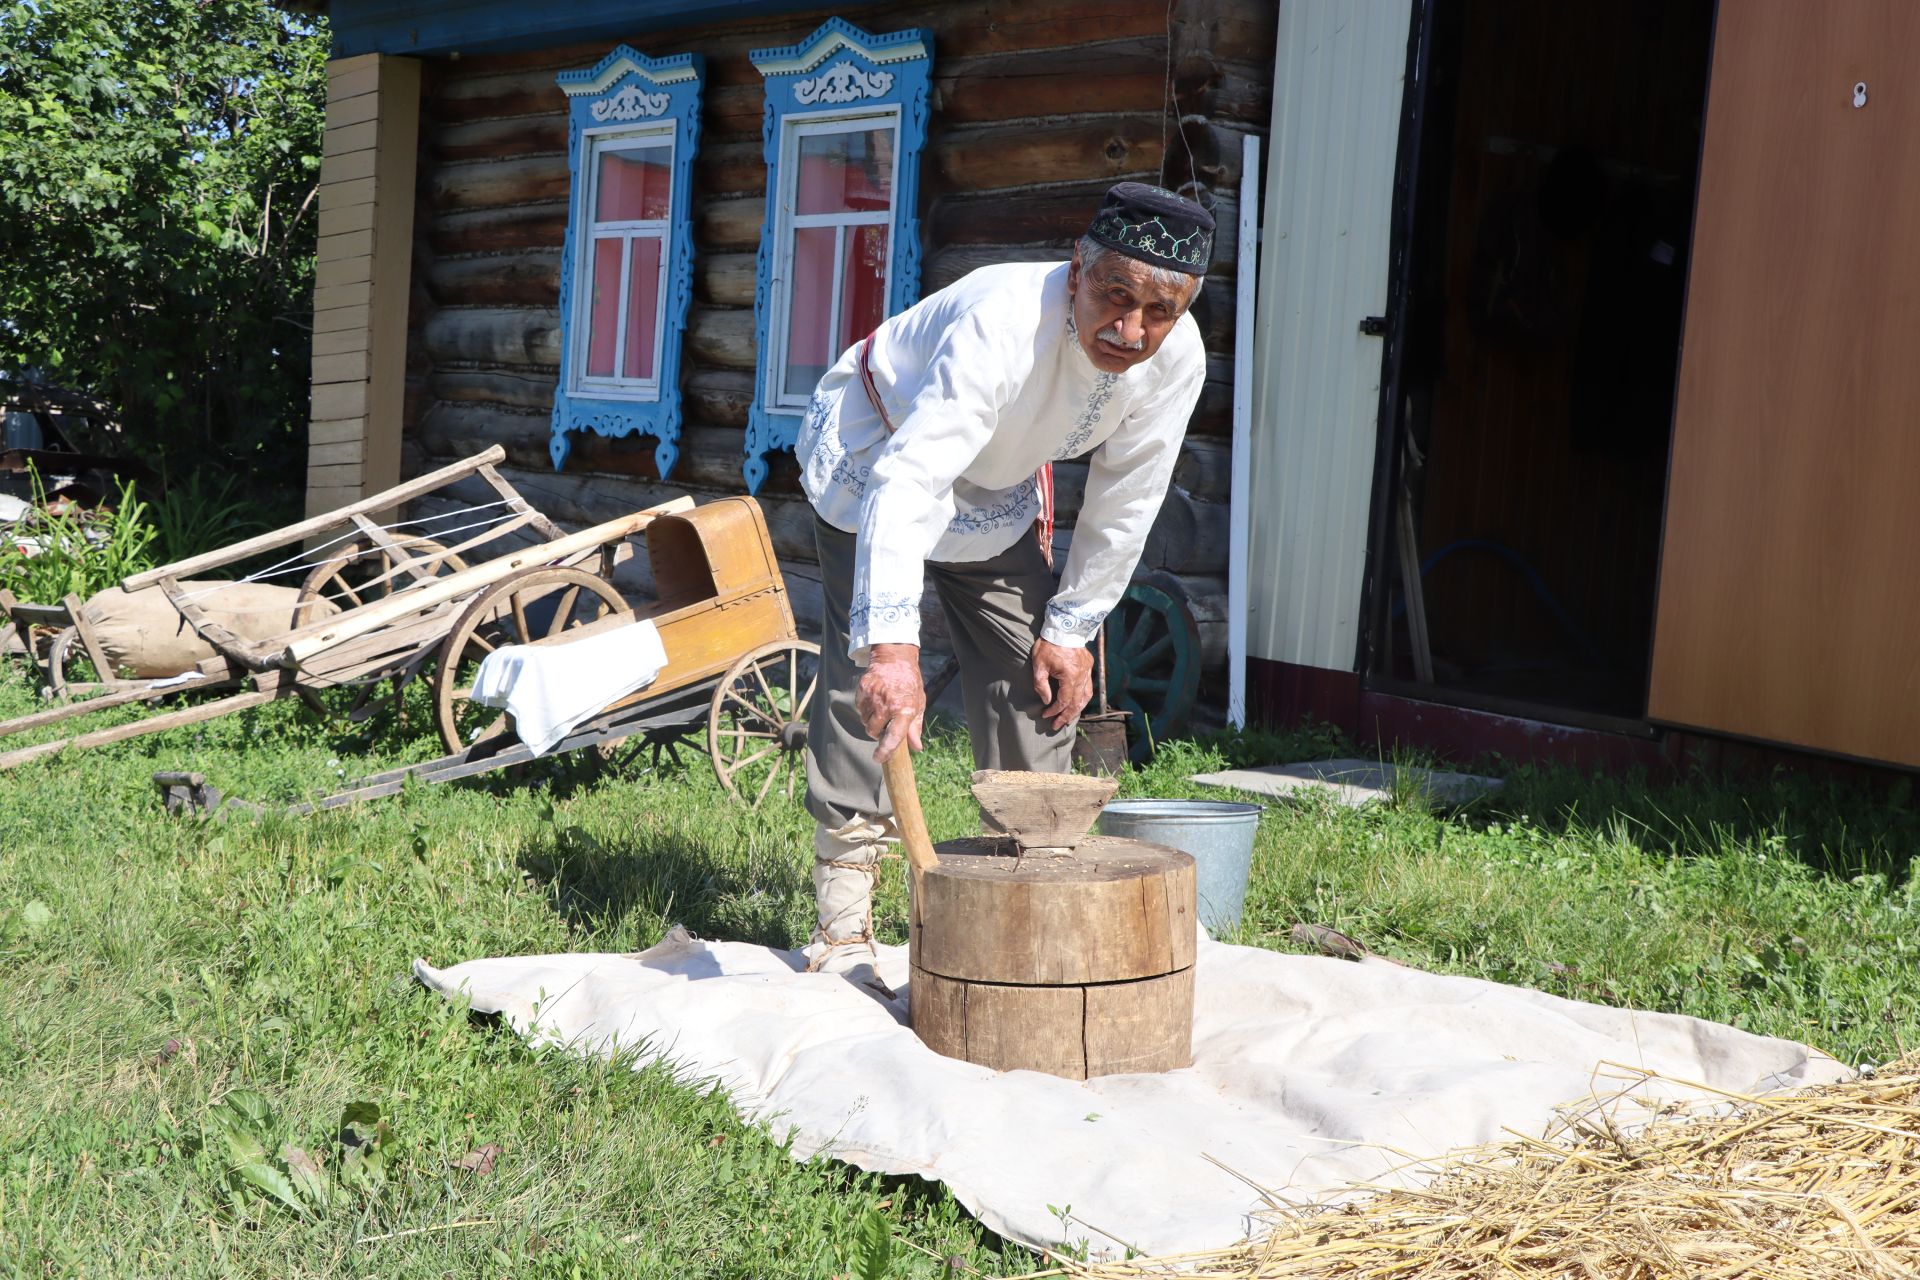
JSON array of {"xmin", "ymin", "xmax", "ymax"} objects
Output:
[
  {"xmin": 470, "ymin": 618, "xmax": 667, "ymax": 754},
  {"xmin": 415, "ymin": 931, "xmax": 1848, "ymax": 1260}
]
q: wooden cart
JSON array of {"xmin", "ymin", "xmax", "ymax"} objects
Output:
[
  {"xmin": 0, "ymin": 447, "xmax": 695, "ymax": 772},
  {"xmin": 156, "ymin": 493, "xmax": 821, "ymax": 814}
]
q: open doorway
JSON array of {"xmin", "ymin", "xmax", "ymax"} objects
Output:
[{"xmin": 1368, "ymin": 0, "xmax": 1715, "ymax": 725}]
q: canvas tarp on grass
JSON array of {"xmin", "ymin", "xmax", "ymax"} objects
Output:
[{"xmin": 416, "ymin": 932, "xmax": 1847, "ymax": 1259}]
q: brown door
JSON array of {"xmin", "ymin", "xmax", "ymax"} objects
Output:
[{"xmin": 1649, "ymin": 1, "xmax": 1920, "ymax": 766}]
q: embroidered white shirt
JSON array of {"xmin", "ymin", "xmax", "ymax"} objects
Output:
[{"xmin": 796, "ymin": 261, "xmax": 1205, "ymax": 662}]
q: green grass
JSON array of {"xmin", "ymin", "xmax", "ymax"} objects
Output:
[{"xmin": 2, "ymin": 665, "xmax": 1919, "ymax": 1276}]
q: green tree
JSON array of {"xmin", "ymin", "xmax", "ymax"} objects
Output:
[{"xmin": 0, "ymin": 0, "xmax": 326, "ymax": 481}]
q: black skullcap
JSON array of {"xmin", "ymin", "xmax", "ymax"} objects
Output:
[{"xmin": 1086, "ymin": 182, "xmax": 1215, "ymax": 277}]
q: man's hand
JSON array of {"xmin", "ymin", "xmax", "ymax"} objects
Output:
[
  {"xmin": 857, "ymin": 643, "xmax": 925, "ymax": 762},
  {"xmin": 1031, "ymin": 638, "xmax": 1094, "ymax": 732}
]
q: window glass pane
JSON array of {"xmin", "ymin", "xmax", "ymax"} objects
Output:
[
  {"xmin": 782, "ymin": 225, "xmax": 837, "ymax": 397},
  {"xmin": 622, "ymin": 236, "xmax": 663, "ymax": 382},
  {"xmin": 596, "ymin": 143, "xmax": 671, "ymax": 222},
  {"xmin": 794, "ymin": 127, "xmax": 893, "ymax": 216},
  {"xmin": 839, "ymin": 224, "xmax": 889, "ymax": 351},
  {"xmin": 585, "ymin": 236, "xmax": 622, "ymax": 377}
]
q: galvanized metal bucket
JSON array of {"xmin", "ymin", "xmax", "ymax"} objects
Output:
[{"xmin": 1096, "ymin": 799, "xmax": 1263, "ymax": 935}]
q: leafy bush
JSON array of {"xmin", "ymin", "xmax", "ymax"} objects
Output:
[
  {"xmin": 148, "ymin": 468, "xmax": 274, "ymax": 567},
  {"xmin": 0, "ymin": 472, "xmax": 156, "ymax": 603},
  {"xmin": 0, "ymin": 0, "xmax": 327, "ymax": 480}
]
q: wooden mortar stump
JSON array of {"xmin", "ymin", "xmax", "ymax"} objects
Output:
[{"xmin": 910, "ymin": 834, "xmax": 1197, "ymax": 1080}]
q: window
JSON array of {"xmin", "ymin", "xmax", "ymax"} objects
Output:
[
  {"xmin": 576, "ymin": 132, "xmax": 673, "ymax": 392},
  {"xmin": 772, "ymin": 115, "xmax": 898, "ymax": 407},
  {"xmin": 550, "ymin": 46, "xmax": 704, "ymax": 477},
  {"xmin": 744, "ymin": 19, "xmax": 932, "ymax": 492}
]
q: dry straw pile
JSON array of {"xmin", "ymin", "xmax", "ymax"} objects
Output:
[{"xmin": 1033, "ymin": 1056, "xmax": 1920, "ymax": 1279}]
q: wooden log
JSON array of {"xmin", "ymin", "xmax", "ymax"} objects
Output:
[
  {"xmin": 1171, "ymin": 574, "xmax": 1229, "ymax": 670},
  {"xmin": 430, "ymin": 367, "xmax": 556, "ymax": 411},
  {"xmin": 432, "ymin": 114, "xmax": 566, "ymax": 163},
  {"xmin": 934, "ymin": 40, "xmax": 1170, "ymax": 128},
  {"xmin": 1173, "ymin": 440, "xmax": 1233, "ymax": 498},
  {"xmin": 688, "ymin": 368, "xmax": 754, "ymax": 429},
  {"xmin": 928, "ymin": 116, "xmax": 1166, "ymax": 194},
  {"xmin": 1142, "ymin": 487, "xmax": 1231, "ymax": 576},
  {"xmin": 431, "ymin": 202, "xmax": 567, "ymax": 257},
  {"xmin": 425, "ymin": 249, "xmax": 751, "ymax": 311},
  {"xmin": 419, "ymin": 402, "xmax": 547, "ymax": 466},
  {"xmin": 932, "ymin": 189, "xmax": 1241, "ymax": 272},
  {"xmin": 697, "ymin": 253, "xmax": 757, "ymax": 308},
  {"xmin": 421, "ymin": 306, "xmax": 561, "ymax": 369},
  {"xmin": 1170, "ymin": 0, "xmax": 1283, "ymax": 70},
  {"xmin": 910, "ymin": 833, "xmax": 1196, "ymax": 1079},
  {"xmin": 430, "ymin": 153, "xmax": 569, "ymax": 212},
  {"xmin": 913, "ymin": 968, "xmax": 1199, "ymax": 1079},
  {"xmin": 914, "ymin": 835, "xmax": 1196, "ymax": 984},
  {"xmin": 695, "ymin": 138, "xmax": 770, "ymax": 198},
  {"xmin": 1175, "ymin": 54, "xmax": 1276, "ymax": 127},
  {"xmin": 686, "ymin": 306, "xmax": 757, "ymax": 371},
  {"xmin": 432, "ymin": 67, "xmax": 566, "ymax": 124},
  {"xmin": 701, "ymin": 83, "xmax": 774, "ymax": 141},
  {"xmin": 924, "ymin": 245, "xmax": 1068, "ymax": 293},
  {"xmin": 698, "ymin": 196, "xmax": 764, "ymax": 252}
]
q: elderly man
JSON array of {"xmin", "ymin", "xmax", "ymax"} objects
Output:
[{"xmin": 795, "ymin": 182, "xmax": 1212, "ymax": 972}]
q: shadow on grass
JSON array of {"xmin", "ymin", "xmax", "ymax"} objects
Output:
[
  {"xmin": 1187, "ymin": 711, "xmax": 1920, "ymax": 888},
  {"xmin": 513, "ymin": 804, "xmax": 810, "ymax": 951},
  {"xmin": 1471, "ymin": 761, "xmax": 1920, "ymax": 886}
]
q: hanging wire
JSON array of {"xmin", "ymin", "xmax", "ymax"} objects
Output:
[
  {"xmin": 171, "ymin": 500, "xmax": 517, "ymax": 607},
  {"xmin": 1160, "ymin": 0, "xmax": 1209, "ymax": 208}
]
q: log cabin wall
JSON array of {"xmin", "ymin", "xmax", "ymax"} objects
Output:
[{"xmin": 395, "ymin": 0, "xmax": 1276, "ymax": 681}]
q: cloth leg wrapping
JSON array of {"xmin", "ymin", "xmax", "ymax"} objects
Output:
[{"xmin": 803, "ymin": 817, "xmax": 889, "ymax": 972}]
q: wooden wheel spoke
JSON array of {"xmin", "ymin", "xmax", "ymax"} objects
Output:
[
  {"xmin": 708, "ymin": 639, "xmax": 820, "ymax": 807},
  {"xmin": 552, "ymin": 585, "xmax": 583, "ymax": 634},
  {"xmin": 1131, "ymin": 633, "xmax": 1173, "ymax": 670},
  {"xmin": 752, "ymin": 660, "xmax": 780, "ymax": 712},
  {"xmin": 509, "ymin": 592, "xmax": 531, "ymax": 646},
  {"xmin": 754, "ymin": 753, "xmax": 781, "ymax": 806},
  {"xmin": 726, "ymin": 743, "xmax": 780, "ymax": 773},
  {"xmin": 724, "ymin": 687, "xmax": 782, "ymax": 730},
  {"xmin": 1128, "ymin": 675, "xmax": 1170, "ymax": 694}
]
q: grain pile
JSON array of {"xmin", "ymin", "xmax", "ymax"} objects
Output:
[{"xmin": 1030, "ymin": 1056, "xmax": 1920, "ymax": 1279}]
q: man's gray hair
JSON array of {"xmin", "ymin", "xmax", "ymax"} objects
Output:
[{"xmin": 1075, "ymin": 235, "xmax": 1205, "ymax": 305}]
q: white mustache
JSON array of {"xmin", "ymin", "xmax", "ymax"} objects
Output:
[{"xmin": 1095, "ymin": 326, "xmax": 1144, "ymax": 351}]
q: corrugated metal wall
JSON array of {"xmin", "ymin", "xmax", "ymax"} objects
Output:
[{"xmin": 1247, "ymin": 0, "xmax": 1411, "ymax": 672}]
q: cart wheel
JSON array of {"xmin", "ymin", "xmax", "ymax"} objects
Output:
[
  {"xmin": 1102, "ymin": 571, "xmax": 1202, "ymax": 762},
  {"xmin": 293, "ymin": 535, "xmax": 467, "ymax": 628},
  {"xmin": 432, "ymin": 565, "xmax": 627, "ymax": 754},
  {"xmin": 708, "ymin": 639, "xmax": 820, "ymax": 808},
  {"xmin": 44, "ymin": 625, "xmax": 85, "ymax": 700}
]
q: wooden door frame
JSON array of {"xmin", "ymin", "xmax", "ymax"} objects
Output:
[{"xmin": 1355, "ymin": 0, "xmax": 1720, "ymax": 741}]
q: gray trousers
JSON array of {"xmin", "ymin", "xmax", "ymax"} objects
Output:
[{"xmin": 805, "ymin": 515, "xmax": 1073, "ymax": 828}]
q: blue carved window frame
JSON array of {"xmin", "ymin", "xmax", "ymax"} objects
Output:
[
  {"xmin": 743, "ymin": 18, "xmax": 932, "ymax": 492},
  {"xmin": 550, "ymin": 46, "xmax": 704, "ymax": 477}
]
